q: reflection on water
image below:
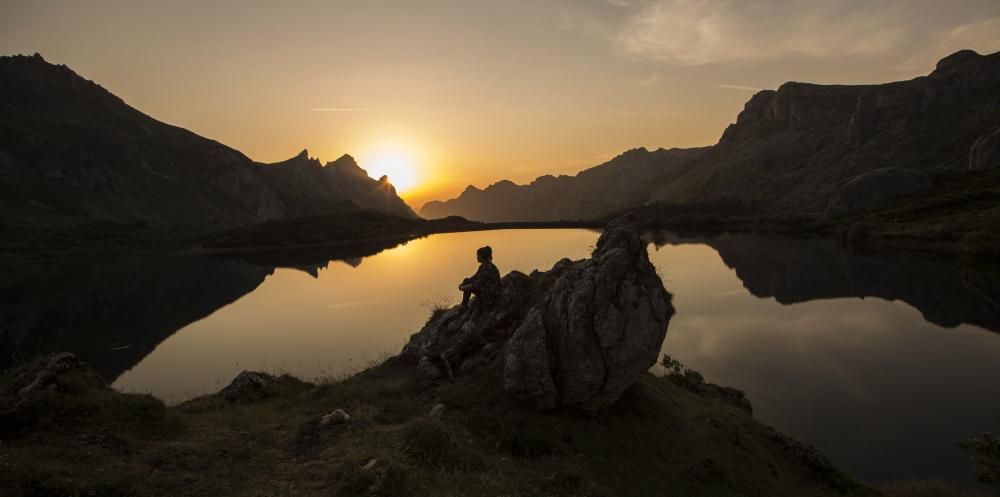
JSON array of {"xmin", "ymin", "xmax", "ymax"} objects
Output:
[{"xmin": 2, "ymin": 229, "xmax": 1000, "ymax": 488}]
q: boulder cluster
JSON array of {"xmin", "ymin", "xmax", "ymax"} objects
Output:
[{"xmin": 402, "ymin": 218, "xmax": 675, "ymax": 411}]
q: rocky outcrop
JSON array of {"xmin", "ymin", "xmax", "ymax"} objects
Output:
[
  {"xmin": 401, "ymin": 218, "xmax": 674, "ymax": 411},
  {"xmin": 1, "ymin": 353, "xmax": 106, "ymax": 402},
  {"xmin": 970, "ymin": 128, "xmax": 1000, "ymax": 171},
  {"xmin": 827, "ymin": 167, "xmax": 932, "ymax": 213}
]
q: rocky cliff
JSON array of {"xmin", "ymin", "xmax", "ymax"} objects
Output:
[
  {"xmin": 422, "ymin": 49, "xmax": 1000, "ymax": 221},
  {"xmin": 402, "ymin": 217, "xmax": 674, "ymax": 410},
  {"xmin": 0, "ymin": 53, "xmax": 416, "ymax": 231}
]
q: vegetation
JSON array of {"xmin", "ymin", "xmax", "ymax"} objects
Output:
[
  {"xmin": 1, "ymin": 352, "xmax": 881, "ymax": 497},
  {"xmin": 961, "ymin": 431, "xmax": 1000, "ymax": 489}
]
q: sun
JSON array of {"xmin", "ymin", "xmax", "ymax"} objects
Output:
[{"xmin": 366, "ymin": 149, "xmax": 418, "ymax": 193}]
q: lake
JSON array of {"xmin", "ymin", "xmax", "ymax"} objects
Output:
[{"xmin": 3, "ymin": 228, "xmax": 1000, "ymax": 489}]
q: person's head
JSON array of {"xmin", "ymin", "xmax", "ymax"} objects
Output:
[{"xmin": 476, "ymin": 245, "xmax": 492, "ymax": 263}]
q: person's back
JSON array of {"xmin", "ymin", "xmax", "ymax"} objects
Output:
[{"xmin": 460, "ymin": 246, "xmax": 501, "ymax": 307}]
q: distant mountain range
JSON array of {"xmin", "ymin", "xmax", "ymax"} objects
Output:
[
  {"xmin": 0, "ymin": 53, "xmax": 415, "ymax": 231},
  {"xmin": 422, "ymin": 49, "xmax": 1000, "ymax": 222}
]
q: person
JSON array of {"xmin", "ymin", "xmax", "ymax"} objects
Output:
[{"xmin": 459, "ymin": 245, "xmax": 501, "ymax": 308}]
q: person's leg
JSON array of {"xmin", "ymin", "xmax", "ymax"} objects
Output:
[{"xmin": 461, "ymin": 288, "xmax": 471, "ymax": 306}]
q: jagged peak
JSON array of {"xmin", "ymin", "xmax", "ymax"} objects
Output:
[
  {"xmin": 490, "ymin": 179, "xmax": 519, "ymax": 189},
  {"xmin": 296, "ymin": 149, "xmax": 309, "ymax": 160},
  {"xmin": 461, "ymin": 185, "xmax": 482, "ymax": 195}
]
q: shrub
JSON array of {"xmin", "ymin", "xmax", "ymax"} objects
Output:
[{"xmin": 960, "ymin": 432, "xmax": 1000, "ymax": 488}]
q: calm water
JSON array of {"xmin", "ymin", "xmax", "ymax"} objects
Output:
[{"xmin": 3, "ymin": 228, "xmax": 1000, "ymax": 488}]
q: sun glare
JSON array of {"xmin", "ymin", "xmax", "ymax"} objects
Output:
[{"xmin": 366, "ymin": 149, "xmax": 418, "ymax": 193}]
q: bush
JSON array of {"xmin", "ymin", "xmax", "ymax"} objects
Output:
[{"xmin": 960, "ymin": 432, "xmax": 1000, "ymax": 487}]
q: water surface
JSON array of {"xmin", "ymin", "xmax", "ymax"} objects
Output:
[{"xmin": 3, "ymin": 228, "xmax": 1000, "ymax": 488}]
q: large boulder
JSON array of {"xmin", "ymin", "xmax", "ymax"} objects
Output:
[
  {"xmin": 827, "ymin": 167, "xmax": 932, "ymax": 213},
  {"xmin": 503, "ymin": 219, "xmax": 674, "ymax": 410},
  {"xmin": 401, "ymin": 218, "xmax": 675, "ymax": 411},
  {"xmin": 970, "ymin": 128, "xmax": 1000, "ymax": 171}
]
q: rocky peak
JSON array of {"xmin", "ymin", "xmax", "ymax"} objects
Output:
[
  {"xmin": 935, "ymin": 49, "xmax": 981, "ymax": 71},
  {"xmin": 325, "ymin": 154, "xmax": 370, "ymax": 179}
]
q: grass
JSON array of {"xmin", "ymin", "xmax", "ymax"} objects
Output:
[{"xmin": 0, "ymin": 350, "xmax": 890, "ymax": 497}]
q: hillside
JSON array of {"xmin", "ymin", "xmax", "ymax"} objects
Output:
[
  {"xmin": 0, "ymin": 54, "xmax": 415, "ymax": 233},
  {"xmin": 421, "ymin": 50, "xmax": 1000, "ymax": 222}
]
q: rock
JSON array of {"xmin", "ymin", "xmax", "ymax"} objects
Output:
[
  {"xmin": 416, "ymin": 357, "xmax": 442, "ymax": 380},
  {"xmin": 401, "ymin": 217, "xmax": 675, "ymax": 411},
  {"xmin": 827, "ymin": 167, "xmax": 931, "ymax": 213},
  {"xmin": 219, "ymin": 370, "xmax": 275, "ymax": 403},
  {"xmin": 970, "ymin": 128, "xmax": 1000, "ymax": 171},
  {"xmin": 320, "ymin": 409, "xmax": 351, "ymax": 426},
  {"xmin": 503, "ymin": 218, "xmax": 675, "ymax": 411},
  {"xmin": 427, "ymin": 403, "xmax": 446, "ymax": 417},
  {"xmin": 4, "ymin": 353, "xmax": 106, "ymax": 400}
]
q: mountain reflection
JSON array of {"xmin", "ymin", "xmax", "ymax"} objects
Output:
[
  {"xmin": 646, "ymin": 231, "xmax": 1000, "ymax": 332},
  {"xmin": 2, "ymin": 230, "xmax": 998, "ymax": 388},
  {"xmin": 0, "ymin": 237, "xmax": 413, "ymax": 382}
]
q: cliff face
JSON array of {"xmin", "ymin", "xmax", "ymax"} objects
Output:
[
  {"xmin": 0, "ymin": 54, "xmax": 416, "ymax": 230},
  {"xmin": 422, "ymin": 50, "xmax": 1000, "ymax": 221}
]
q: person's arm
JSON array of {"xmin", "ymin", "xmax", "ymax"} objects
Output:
[{"xmin": 464, "ymin": 264, "xmax": 487, "ymax": 291}]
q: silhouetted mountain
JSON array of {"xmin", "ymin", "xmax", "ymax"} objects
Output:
[
  {"xmin": 0, "ymin": 53, "xmax": 415, "ymax": 231},
  {"xmin": 422, "ymin": 50, "xmax": 1000, "ymax": 221},
  {"xmin": 259, "ymin": 151, "xmax": 415, "ymax": 218},
  {"xmin": 422, "ymin": 147, "xmax": 707, "ymax": 222}
]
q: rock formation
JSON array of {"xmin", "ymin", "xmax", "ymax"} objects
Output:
[
  {"xmin": 401, "ymin": 218, "xmax": 674, "ymax": 411},
  {"xmin": 970, "ymin": 128, "xmax": 1000, "ymax": 171}
]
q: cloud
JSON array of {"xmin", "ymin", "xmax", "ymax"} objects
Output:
[
  {"xmin": 311, "ymin": 108, "xmax": 373, "ymax": 112},
  {"xmin": 895, "ymin": 17, "xmax": 1000, "ymax": 73},
  {"xmin": 715, "ymin": 83, "xmax": 764, "ymax": 91},
  {"xmin": 616, "ymin": 0, "xmax": 913, "ymax": 65},
  {"xmin": 559, "ymin": 0, "xmax": 1000, "ymax": 67}
]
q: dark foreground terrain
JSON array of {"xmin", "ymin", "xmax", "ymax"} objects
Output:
[{"xmin": 1, "ymin": 351, "xmax": 876, "ymax": 497}]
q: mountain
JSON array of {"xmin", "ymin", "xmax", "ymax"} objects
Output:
[
  {"xmin": 0, "ymin": 53, "xmax": 416, "ymax": 232},
  {"xmin": 421, "ymin": 49, "xmax": 1000, "ymax": 222},
  {"xmin": 421, "ymin": 147, "xmax": 707, "ymax": 222}
]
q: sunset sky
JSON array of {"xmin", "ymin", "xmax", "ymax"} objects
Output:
[{"xmin": 2, "ymin": 1, "xmax": 999, "ymax": 208}]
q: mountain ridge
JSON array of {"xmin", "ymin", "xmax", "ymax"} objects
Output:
[
  {"xmin": 421, "ymin": 49, "xmax": 1000, "ymax": 222},
  {"xmin": 0, "ymin": 53, "xmax": 417, "ymax": 232}
]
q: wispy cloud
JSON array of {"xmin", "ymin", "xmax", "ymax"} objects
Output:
[
  {"xmin": 616, "ymin": 0, "xmax": 911, "ymax": 65},
  {"xmin": 714, "ymin": 84, "xmax": 763, "ymax": 92},
  {"xmin": 311, "ymin": 108, "xmax": 374, "ymax": 112},
  {"xmin": 557, "ymin": 0, "xmax": 1000, "ymax": 69},
  {"xmin": 895, "ymin": 17, "xmax": 1000, "ymax": 73}
]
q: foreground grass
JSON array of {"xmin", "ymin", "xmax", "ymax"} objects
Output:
[{"xmin": 0, "ymin": 352, "xmax": 959, "ymax": 497}]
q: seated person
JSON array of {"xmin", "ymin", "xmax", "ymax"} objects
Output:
[{"xmin": 459, "ymin": 245, "xmax": 501, "ymax": 307}]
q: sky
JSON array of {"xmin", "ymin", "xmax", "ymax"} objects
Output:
[{"xmin": 2, "ymin": 0, "xmax": 999, "ymax": 208}]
